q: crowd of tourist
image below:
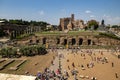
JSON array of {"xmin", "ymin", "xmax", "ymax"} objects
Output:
[
  {"xmin": 34, "ymin": 48, "xmax": 119, "ymax": 80},
  {"xmin": 35, "ymin": 67, "xmax": 69, "ymax": 80}
]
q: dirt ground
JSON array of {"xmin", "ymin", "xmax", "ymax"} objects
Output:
[
  {"xmin": 0, "ymin": 52, "xmax": 56, "ymax": 76},
  {"xmin": 0, "ymin": 49, "xmax": 120, "ymax": 80},
  {"xmin": 61, "ymin": 49, "xmax": 120, "ymax": 80}
]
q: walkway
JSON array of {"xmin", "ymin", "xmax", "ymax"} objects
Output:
[
  {"xmin": 49, "ymin": 54, "xmax": 59, "ymax": 72},
  {"xmin": 0, "ymin": 73, "xmax": 36, "ymax": 80}
]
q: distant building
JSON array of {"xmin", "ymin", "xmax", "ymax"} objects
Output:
[
  {"xmin": 98, "ymin": 20, "xmax": 106, "ymax": 31},
  {"xmin": 109, "ymin": 27, "xmax": 120, "ymax": 33},
  {"xmin": 46, "ymin": 25, "xmax": 52, "ymax": 30},
  {"xmin": 59, "ymin": 14, "xmax": 85, "ymax": 31},
  {"xmin": 0, "ymin": 21, "xmax": 5, "ymax": 26},
  {"xmin": 0, "ymin": 23, "xmax": 28, "ymax": 38}
]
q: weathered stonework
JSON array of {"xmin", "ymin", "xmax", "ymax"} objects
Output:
[
  {"xmin": 19, "ymin": 35, "xmax": 120, "ymax": 48},
  {"xmin": 59, "ymin": 14, "xmax": 85, "ymax": 31}
]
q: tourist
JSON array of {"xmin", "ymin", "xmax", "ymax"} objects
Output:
[
  {"xmin": 115, "ymin": 72, "xmax": 118, "ymax": 78},
  {"xmin": 81, "ymin": 64, "xmax": 84, "ymax": 68},
  {"xmin": 68, "ymin": 65, "xmax": 70, "ymax": 70},
  {"xmin": 81, "ymin": 53, "xmax": 82, "ymax": 56},
  {"xmin": 56, "ymin": 69, "xmax": 60, "ymax": 76},
  {"xmin": 72, "ymin": 62, "xmax": 75, "ymax": 67},
  {"xmin": 25, "ymin": 71, "xmax": 29, "ymax": 75},
  {"xmin": 94, "ymin": 57, "xmax": 96, "ymax": 61},
  {"xmin": 89, "ymin": 62, "xmax": 94, "ymax": 68},
  {"xmin": 112, "ymin": 62, "xmax": 114, "ymax": 67},
  {"xmin": 37, "ymin": 72, "xmax": 41, "ymax": 79},
  {"xmin": 66, "ymin": 71, "xmax": 69, "ymax": 77},
  {"xmin": 67, "ymin": 59, "xmax": 69, "ymax": 62},
  {"xmin": 51, "ymin": 60, "xmax": 54, "ymax": 65},
  {"xmin": 45, "ymin": 75, "xmax": 49, "ymax": 80},
  {"xmin": 92, "ymin": 77, "xmax": 96, "ymax": 80},
  {"xmin": 101, "ymin": 51, "xmax": 103, "ymax": 55},
  {"xmin": 87, "ymin": 63, "xmax": 89, "ymax": 68},
  {"xmin": 44, "ymin": 67, "xmax": 48, "ymax": 72},
  {"xmin": 74, "ymin": 73, "xmax": 78, "ymax": 80}
]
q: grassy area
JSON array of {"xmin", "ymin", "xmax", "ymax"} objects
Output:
[
  {"xmin": 99, "ymin": 32, "xmax": 120, "ymax": 40},
  {"xmin": 0, "ymin": 60, "xmax": 23, "ymax": 74},
  {"xmin": 15, "ymin": 33, "xmax": 34, "ymax": 40},
  {"xmin": 15, "ymin": 60, "xmax": 28, "ymax": 75},
  {"xmin": 4, "ymin": 60, "xmax": 22, "ymax": 69},
  {"xmin": 35, "ymin": 31, "xmax": 100, "ymax": 36},
  {"xmin": 0, "ymin": 60, "xmax": 28, "ymax": 75},
  {"xmin": 0, "ymin": 60, "xmax": 7, "ymax": 66},
  {"xmin": 0, "ymin": 52, "xmax": 56, "ymax": 75}
]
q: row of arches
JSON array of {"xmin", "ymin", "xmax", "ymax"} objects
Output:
[
  {"xmin": 42, "ymin": 38, "xmax": 92, "ymax": 45},
  {"xmin": 63, "ymin": 38, "xmax": 91, "ymax": 45}
]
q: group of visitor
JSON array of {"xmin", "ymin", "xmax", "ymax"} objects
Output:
[
  {"xmin": 35, "ymin": 67, "xmax": 69, "ymax": 80},
  {"xmin": 35, "ymin": 48, "xmax": 119, "ymax": 80}
]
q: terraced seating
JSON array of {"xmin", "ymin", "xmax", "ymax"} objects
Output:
[
  {"xmin": 9, "ymin": 59, "xmax": 26, "ymax": 70},
  {"xmin": 0, "ymin": 60, "xmax": 14, "ymax": 70}
]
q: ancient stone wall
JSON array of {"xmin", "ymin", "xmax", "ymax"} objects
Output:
[
  {"xmin": 59, "ymin": 14, "xmax": 85, "ymax": 31},
  {"xmin": 26, "ymin": 35, "xmax": 120, "ymax": 48}
]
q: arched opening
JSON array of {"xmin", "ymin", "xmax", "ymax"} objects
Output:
[
  {"xmin": 88, "ymin": 39, "xmax": 91, "ymax": 45},
  {"xmin": 43, "ymin": 38, "xmax": 46, "ymax": 44},
  {"xmin": 64, "ymin": 39, "xmax": 67, "ymax": 45},
  {"xmin": 72, "ymin": 38, "xmax": 76, "ymax": 45},
  {"xmin": 29, "ymin": 40, "xmax": 33, "ymax": 43},
  {"xmin": 79, "ymin": 38, "xmax": 83, "ymax": 45},
  {"xmin": 57, "ymin": 38, "xmax": 60, "ymax": 44},
  {"xmin": 36, "ymin": 39, "xmax": 39, "ymax": 43},
  {"xmin": 92, "ymin": 41, "xmax": 95, "ymax": 45}
]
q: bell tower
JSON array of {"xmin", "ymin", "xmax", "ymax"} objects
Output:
[{"xmin": 71, "ymin": 14, "xmax": 74, "ymax": 21}]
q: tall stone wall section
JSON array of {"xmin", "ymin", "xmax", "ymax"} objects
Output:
[{"xmin": 27, "ymin": 35, "xmax": 120, "ymax": 47}]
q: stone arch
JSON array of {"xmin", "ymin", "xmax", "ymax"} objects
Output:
[
  {"xmin": 79, "ymin": 38, "xmax": 83, "ymax": 45},
  {"xmin": 88, "ymin": 39, "xmax": 91, "ymax": 45},
  {"xmin": 56, "ymin": 38, "xmax": 60, "ymax": 44},
  {"xmin": 29, "ymin": 39, "xmax": 33, "ymax": 43},
  {"xmin": 71, "ymin": 38, "xmax": 76, "ymax": 45},
  {"xmin": 92, "ymin": 41, "xmax": 95, "ymax": 45},
  {"xmin": 36, "ymin": 40, "xmax": 39, "ymax": 43},
  {"xmin": 64, "ymin": 39, "xmax": 67, "ymax": 45},
  {"xmin": 42, "ymin": 38, "xmax": 46, "ymax": 44}
]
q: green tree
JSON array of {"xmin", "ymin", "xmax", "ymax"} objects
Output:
[
  {"xmin": 87, "ymin": 20, "xmax": 99, "ymax": 30},
  {"xmin": 19, "ymin": 45, "xmax": 47, "ymax": 56},
  {"xmin": 112, "ymin": 25, "xmax": 120, "ymax": 28},
  {"xmin": 0, "ymin": 48, "xmax": 7, "ymax": 57},
  {"xmin": 9, "ymin": 19, "xmax": 30, "ymax": 25},
  {"xmin": 0, "ymin": 47, "xmax": 18, "ymax": 58}
]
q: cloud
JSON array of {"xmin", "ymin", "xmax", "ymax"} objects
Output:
[
  {"xmin": 90, "ymin": 15, "xmax": 95, "ymax": 18},
  {"xmin": 102, "ymin": 14, "xmax": 120, "ymax": 25},
  {"xmin": 38, "ymin": 10, "xmax": 44, "ymax": 16},
  {"xmin": 85, "ymin": 10, "xmax": 92, "ymax": 14},
  {"xmin": 103, "ymin": 14, "xmax": 110, "ymax": 18},
  {"xmin": 114, "ymin": 17, "xmax": 120, "ymax": 20}
]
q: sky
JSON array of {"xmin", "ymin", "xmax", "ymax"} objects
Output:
[{"xmin": 0, "ymin": 0, "xmax": 120, "ymax": 25}]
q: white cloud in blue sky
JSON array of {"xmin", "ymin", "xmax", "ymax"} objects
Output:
[
  {"xmin": 85, "ymin": 10, "xmax": 92, "ymax": 14},
  {"xmin": 0, "ymin": 0, "xmax": 120, "ymax": 25},
  {"xmin": 90, "ymin": 15, "xmax": 95, "ymax": 18},
  {"xmin": 102, "ymin": 14, "xmax": 120, "ymax": 25}
]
